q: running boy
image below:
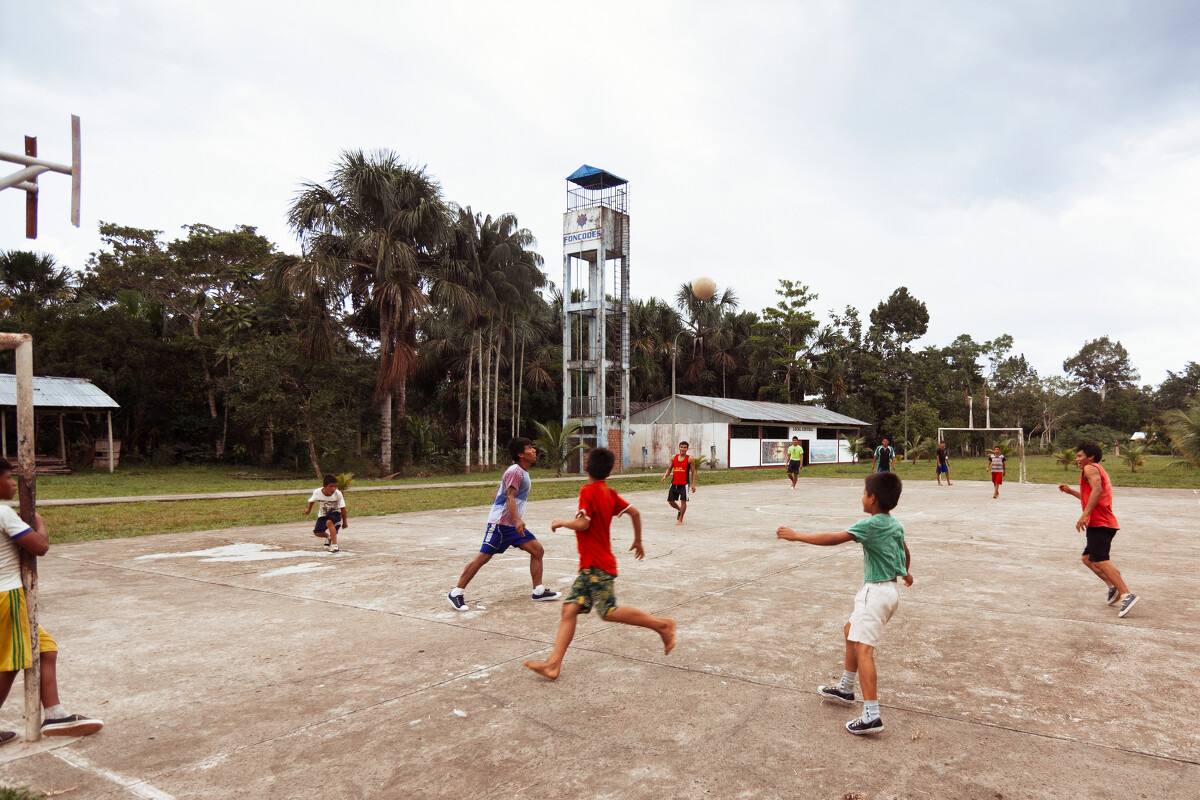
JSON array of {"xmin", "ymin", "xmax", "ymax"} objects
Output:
[
  {"xmin": 776, "ymin": 471, "xmax": 911, "ymax": 735},
  {"xmin": 660, "ymin": 441, "xmax": 695, "ymax": 524},
  {"xmin": 987, "ymin": 446, "xmax": 1006, "ymax": 498},
  {"xmin": 1057, "ymin": 442, "xmax": 1138, "ymax": 618},
  {"xmin": 0, "ymin": 459, "xmax": 103, "ymax": 743},
  {"xmin": 872, "ymin": 438, "xmax": 895, "ymax": 473},
  {"xmin": 524, "ymin": 447, "xmax": 675, "ymax": 680},
  {"xmin": 447, "ymin": 438, "xmax": 561, "ymax": 611},
  {"xmin": 935, "ymin": 442, "xmax": 951, "ymax": 486},
  {"xmin": 787, "ymin": 436, "xmax": 805, "ymax": 489},
  {"xmin": 305, "ymin": 474, "xmax": 347, "ymax": 553}
]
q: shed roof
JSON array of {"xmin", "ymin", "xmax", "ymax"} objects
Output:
[
  {"xmin": 0, "ymin": 375, "xmax": 119, "ymax": 409},
  {"xmin": 667, "ymin": 395, "xmax": 868, "ymax": 426},
  {"xmin": 566, "ymin": 164, "xmax": 628, "ymax": 190}
]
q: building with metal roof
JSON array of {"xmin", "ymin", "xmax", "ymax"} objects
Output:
[
  {"xmin": 0, "ymin": 375, "xmax": 120, "ymax": 472},
  {"xmin": 629, "ymin": 395, "xmax": 869, "ymax": 469}
]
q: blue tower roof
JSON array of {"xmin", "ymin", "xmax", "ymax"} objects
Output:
[{"xmin": 566, "ymin": 164, "xmax": 627, "ymax": 190}]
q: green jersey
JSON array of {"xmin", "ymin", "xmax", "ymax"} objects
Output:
[
  {"xmin": 787, "ymin": 444, "xmax": 804, "ymax": 461},
  {"xmin": 847, "ymin": 513, "xmax": 908, "ymax": 583}
]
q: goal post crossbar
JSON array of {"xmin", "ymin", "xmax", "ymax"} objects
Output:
[{"xmin": 937, "ymin": 426, "xmax": 1027, "ymax": 484}]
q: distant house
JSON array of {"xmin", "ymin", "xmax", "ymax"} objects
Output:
[
  {"xmin": 629, "ymin": 395, "xmax": 869, "ymax": 469},
  {"xmin": 0, "ymin": 375, "xmax": 121, "ymax": 473}
]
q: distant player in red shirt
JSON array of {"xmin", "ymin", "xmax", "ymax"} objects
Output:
[
  {"xmin": 1058, "ymin": 442, "xmax": 1138, "ymax": 617},
  {"xmin": 660, "ymin": 441, "xmax": 695, "ymax": 525},
  {"xmin": 524, "ymin": 447, "xmax": 676, "ymax": 680}
]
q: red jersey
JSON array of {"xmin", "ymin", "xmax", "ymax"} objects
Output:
[
  {"xmin": 670, "ymin": 454, "xmax": 691, "ymax": 486},
  {"xmin": 575, "ymin": 480, "xmax": 630, "ymax": 576},
  {"xmin": 1080, "ymin": 464, "xmax": 1119, "ymax": 528}
]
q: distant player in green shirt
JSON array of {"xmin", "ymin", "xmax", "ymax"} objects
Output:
[
  {"xmin": 775, "ymin": 471, "xmax": 912, "ymax": 736},
  {"xmin": 786, "ymin": 436, "xmax": 805, "ymax": 489}
]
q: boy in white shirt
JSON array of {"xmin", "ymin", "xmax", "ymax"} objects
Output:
[
  {"xmin": 0, "ymin": 459, "xmax": 103, "ymax": 743},
  {"xmin": 305, "ymin": 474, "xmax": 347, "ymax": 554}
]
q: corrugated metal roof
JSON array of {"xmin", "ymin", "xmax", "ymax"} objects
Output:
[
  {"xmin": 677, "ymin": 395, "xmax": 868, "ymax": 426},
  {"xmin": 0, "ymin": 375, "xmax": 119, "ymax": 409}
]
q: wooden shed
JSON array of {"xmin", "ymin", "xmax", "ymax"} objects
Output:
[{"xmin": 0, "ymin": 375, "xmax": 120, "ymax": 473}]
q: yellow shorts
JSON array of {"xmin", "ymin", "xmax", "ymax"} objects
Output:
[{"xmin": 0, "ymin": 588, "xmax": 57, "ymax": 672}]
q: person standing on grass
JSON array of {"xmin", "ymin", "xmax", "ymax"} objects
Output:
[
  {"xmin": 305, "ymin": 474, "xmax": 348, "ymax": 553},
  {"xmin": 524, "ymin": 447, "xmax": 675, "ymax": 681},
  {"xmin": 935, "ymin": 442, "xmax": 951, "ymax": 486},
  {"xmin": 872, "ymin": 437, "xmax": 895, "ymax": 473},
  {"xmin": 786, "ymin": 436, "xmax": 805, "ymax": 490},
  {"xmin": 447, "ymin": 437, "xmax": 561, "ymax": 611},
  {"xmin": 1058, "ymin": 442, "xmax": 1138, "ymax": 618},
  {"xmin": 660, "ymin": 441, "xmax": 695, "ymax": 524},
  {"xmin": 0, "ymin": 459, "xmax": 103, "ymax": 744},
  {"xmin": 776, "ymin": 471, "xmax": 912, "ymax": 735},
  {"xmin": 987, "ymin": 446, "xmax": 1006, "ymax": 499}
]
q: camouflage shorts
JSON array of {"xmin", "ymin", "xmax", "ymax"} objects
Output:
[{"xmin": 565, "ymin": 568, "xmax": 618, "ymax": 617}]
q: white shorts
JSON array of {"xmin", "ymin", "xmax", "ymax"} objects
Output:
[{"xmin": 847, "ymin": 581, "xmax": 899, "ymax": 647}]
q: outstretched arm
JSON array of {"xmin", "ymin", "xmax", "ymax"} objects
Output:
[
  {"xmin": 551, "ymin": 513, "xmax": 591, "ymax": 532},
  {"xmin": 626, "ymin": 506, "xmax": 644, "ymax": 559},
  {"xmin": 776, "ymin": 528, "xmax": 854, "ymax": 546}
]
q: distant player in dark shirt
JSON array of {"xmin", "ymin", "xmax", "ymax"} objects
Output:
[{"xmin": 935, "ymin": 442, "xmax": 951, "ymax": 486}]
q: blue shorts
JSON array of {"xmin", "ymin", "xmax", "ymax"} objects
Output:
[
  {"xmin": 314, "ymin": 511, "xmax": 342, "ymax": 533},
  {"xmin": 480, "ymin": 523, "xmax": 536, "ymax": 555},
  {"xmin": 936, "ymin": 464, "xmax": 949, "ymax": 474}
]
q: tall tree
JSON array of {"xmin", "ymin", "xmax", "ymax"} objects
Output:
[
  {"xmin": 1063, "ymin": 336, "xmax": 1139, "ymax": 402},
  {"xmin": 283, "ymin": 150, "xmax": 452, "ymax": 473}
]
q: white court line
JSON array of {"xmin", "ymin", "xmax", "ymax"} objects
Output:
[{"xmin": 52, "ymin": 748, "xmax": 176, "ymax": 800}]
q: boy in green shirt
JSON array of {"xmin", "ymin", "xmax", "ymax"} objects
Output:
[
  {"xmin": 786, "ymin": 436, "xmax": 805, "ymax": 489},
  {"xmin": 776, "ymin": 471, "xmax": 912, "ymax": 735}
]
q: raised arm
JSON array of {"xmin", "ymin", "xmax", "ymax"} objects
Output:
[{"xmin": 776, "ymin": 527, "xmax": 854, "ymax": 546}]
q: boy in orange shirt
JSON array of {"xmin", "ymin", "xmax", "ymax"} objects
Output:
[{"xmin": 525, "ymin": 447, "xmax": 676, "ymax": 680}]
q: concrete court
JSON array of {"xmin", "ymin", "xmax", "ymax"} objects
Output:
[{"xmin": 0, "ymin": 476, "xmax": 1197, "ymax": 799}]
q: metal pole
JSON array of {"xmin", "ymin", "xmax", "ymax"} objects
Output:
[
  {"xmin": 107, "ymin": 411, "xmax": 114, "ymax": 473},
  {"xmin": 24, "ymin": 136, "xmax": 37, "ymax": 239},
  {"xmin": 14, "ymin": 337, "xmax": 40, "ymax": 742}
]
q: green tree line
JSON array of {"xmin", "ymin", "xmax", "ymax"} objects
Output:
[{"xmin": 2, "ymin": 151, "xmax": 1198, "ymax": 475}]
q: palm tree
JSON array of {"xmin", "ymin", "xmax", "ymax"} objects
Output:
[
  {"xmin": 533, "ymin": 420, "xmax": 584, "ymax": 477},
  {"xmin": 280, "ymin": 150, "xmax": 452, "ymax": 473},
  {"xmin": 0, "ymin": 250, "xmax": 76, "ymax": 317},
  {"xmin": 1163, "ymin": 400, "xmax": 1200, "ymax": 468},
  {"xmin": 1056, "ymin": 447, "xmax": 1076, "ymax": 470},
  {"xmin": 1120, "ymin": 442, "xmax": 1146, "ymax": 473}
]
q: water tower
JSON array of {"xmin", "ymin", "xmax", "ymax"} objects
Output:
[{"xmin": 561, "ymin": 165, "xmax": 630, "ymax": 470}]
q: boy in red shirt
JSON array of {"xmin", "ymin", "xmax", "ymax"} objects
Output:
[
  {"xmin": 1058, "ymin": 442, "xmax": 1138, "ymax": 617},
  {"xmin": 660, "ymin": 441, "xmax": 695, "ymax": 525},
  {"xmin": 524, "ymin": 447, "xmax": 676, "ymax": 680}
]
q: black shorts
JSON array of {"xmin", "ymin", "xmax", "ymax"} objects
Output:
[
  {"xmin": 1082, "ymin": 526, "xmax": 1118, "ymax": 562},
  {"xmin": 787, "ymin": 460, "xmax": 801, "ymax": 475},
  {"xmin": 667, "ymin": 484, "xmax": 688, "ymax": 503},
  {"xmin": 314, "ymin": 511, "xmax": 342, "ymax": 534}
]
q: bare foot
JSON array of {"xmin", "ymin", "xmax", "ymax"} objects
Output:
[
  {"xmin": 675, "ymin": 519, "xmax": 683, "ymax": 526},
  {"xmin": 659, "ymin": 619, "xmax": 677, "ymax": 655},
  {"xmin": 523, "ymin": 660, "xmax": 561, "ymax": 680}
]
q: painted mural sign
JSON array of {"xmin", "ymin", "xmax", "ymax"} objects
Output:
[{"xmin": 563, "ymin": 208, "xmax": 602, "ymax": 245}]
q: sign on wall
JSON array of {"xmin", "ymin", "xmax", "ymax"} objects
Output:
[
  {"xmin": 563, "ymin": 208, "xmax": 602, "ymax": 245},
  {"xmin": 761, "ymin": 440, "xmax": 790, "ymax": 465}
]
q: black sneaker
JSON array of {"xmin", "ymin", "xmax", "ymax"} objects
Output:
[
  {"xmin": 531, "ymin": 588, "xmax": 561, "ymax": 602},
  {"xmin": 447, "ymin": 591, "xmax": 468, "ymax": 612},
  {"xmin": 1106, "ymin": 586, "xmax": 1119, "ymax": 605},
  {"xmin": 0, "ymin": 731, "xmax": 15, "ymax": 746},
  {"xmin": 42, "ymin": 714, "xmax": 104, "ymax": 737},
  {"xmin": 817, "ymin": 684, "xmax": 856, "ymax": 705},
  {"xmin": 1118, "ymin": 593, "xmax": 1138, "ymax": 618},
  {"xmin": 845, "ymin": 716, "xmax": 884, "ymax": 735}
]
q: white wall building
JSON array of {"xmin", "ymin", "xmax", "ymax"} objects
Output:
[{"xmin": 628, "ymin": 395, "xmax": 869, "ymax": 470}]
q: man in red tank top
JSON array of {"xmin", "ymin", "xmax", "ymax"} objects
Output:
[
  {"xmin": 1057, "ymin": 442, "xmax": 1138, "ymax": 617},
  {"xmin": 659, "ymin": 441, "xmax": 695, "ymax": 525}
]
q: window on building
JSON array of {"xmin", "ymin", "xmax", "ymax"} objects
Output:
[
  {"xmin": 762, "ymin": 425, "xmax": 789, "ymax": 439},
  {"xmin": 817, "ymin": 428, "xmax": 842, "ymax": 440},
  {"xmin": 730, "ymin": 424, "xmax": 758, "ymax": 439}
]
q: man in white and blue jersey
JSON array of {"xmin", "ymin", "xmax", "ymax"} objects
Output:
[{"xmin": 447, "ymin": 437, "xmax": 561, "ymax": 611}]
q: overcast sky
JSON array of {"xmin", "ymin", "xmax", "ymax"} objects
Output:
[{"xmin": 3, "ymin": 1, "xmax": 1198, "ymax": 383}]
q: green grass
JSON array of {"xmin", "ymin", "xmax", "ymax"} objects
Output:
[
  {"xmin": 36, "ymin": 454, "xmax": 1197, "ymax": 545},
  {"xmin": 851, "ymin": 453, "xmax": 1198, "ymax": 490},
  {"xmin": 42, "ymin": 466, "xmax": 786, "ymax": 543},
  {"xmin": 0, "ymin": 787, "xmax": 44, "ymax": 800},
  {"xmin": 34, "ymin": 463, "xmax": 599, "ymax": 500}
]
